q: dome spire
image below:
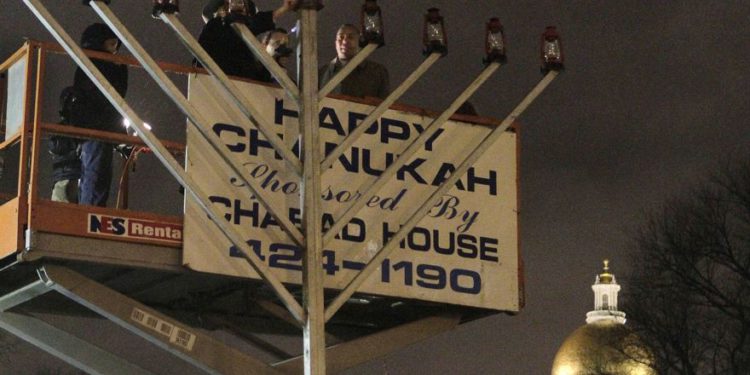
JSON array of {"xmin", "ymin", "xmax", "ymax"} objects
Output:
[{"xmin": 585, "ymin": 259, "xmax": 626, "ymax": 324}]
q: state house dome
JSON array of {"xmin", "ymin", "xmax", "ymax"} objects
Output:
[{"xmin": 551, "ymin": 261, "xmax": 656, "ymax": 375}]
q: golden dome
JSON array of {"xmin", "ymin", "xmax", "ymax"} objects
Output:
[{"xmin": 551, "ymin": 321, "xmax": 656, "ymax": 375}]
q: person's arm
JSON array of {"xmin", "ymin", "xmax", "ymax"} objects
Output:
[
  {"xmin": 202, "ymin": 0, "xmax": 225, "ymax": 23},
  {"xmin": 272, "ymin": 0, "xmax": 297, "ymax": 21}
]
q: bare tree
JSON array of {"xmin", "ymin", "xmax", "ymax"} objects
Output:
[{"xmin": 623, "ymin": 157, "xmax": 750, "ymax": 375}]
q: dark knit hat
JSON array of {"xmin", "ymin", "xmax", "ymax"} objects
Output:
[{"xmin": 80, "ymin": 23, "xmax": 119, "ymax": 51}]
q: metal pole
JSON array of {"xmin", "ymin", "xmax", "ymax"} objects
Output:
[
  {"xmin": 160, "ymin": 13, "xmax": 303, "ymax": 177},
  {"xmin": 325, "ymin": 70, "xmax": 559, "ymax": 320},
  {"xmin": 321, "ymin": 52, "xmax": 441, "ymax": 170},
  {"xmin": 299, "ymin": 7, "xmax": 326, "ymax": 375},
  {"xmin": 22, "ymin": 0, "xmax": 305, "ymax": 324},
  {"xmin": 318, "ymin": 43, "xmax": 378, "ymax": 98},
  {"xmin": 323, "ymin": 62, "xmax": 501, "ymax": 246},
  {"xmin": 90, "ymin": 2, "xmax": 304, "ymax": 246}
]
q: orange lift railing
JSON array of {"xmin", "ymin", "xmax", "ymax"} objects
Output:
[{"xmin": 0, "ymin": 40, "xmax": 187, "ymax": 263}]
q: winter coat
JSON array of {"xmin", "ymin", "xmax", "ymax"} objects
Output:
[{"xmin": 73, "ymin": 23, "xmax": 128, "ymax": 133}]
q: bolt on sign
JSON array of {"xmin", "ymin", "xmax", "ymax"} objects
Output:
[{"xmin": 184, "ymin": 75, "xmax": 520, "ymax": 312}]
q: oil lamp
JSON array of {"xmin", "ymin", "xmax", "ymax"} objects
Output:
[
  {"xmin": 423, "ymin": 8, "xmax": 447, "ymax": 56},
  {"xmin": 360, "ymin": 0, "xmax": 384, "ymax": 47},
  {"xmin": 484, "ymin": 17, "xmax": 507, "ymax": 64},
  {"xmin": 540, "ymin": 26, "xmax": 564, "ymax": 72}
]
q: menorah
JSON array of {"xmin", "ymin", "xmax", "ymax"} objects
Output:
[{"xmin": 8, "ymin": 0, "xmax": 564, "ymax": 373}]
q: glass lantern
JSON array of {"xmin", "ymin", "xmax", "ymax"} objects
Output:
[
  {"xmin": 484, "ymin": 17, "xmax": 507, "ymax": 64},
  {"xmin": 360, "ymin": 0, "xmax": 384, "ymax": 47},
  {"xmin": 540, "ymin": 26, "xmax": 564, "ymax": 72},
  {"xmin": 423, "ymin": 8, "xmax": 447, "ymax": 56}
]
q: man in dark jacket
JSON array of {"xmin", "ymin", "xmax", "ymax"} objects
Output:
[
  {"xmin": 197, "ymin": 0, "xmax": 296, "ymax": 80},
  {"xmin": 319, "ymin": 24, "xmax": 389, "ymax": 99},
  {"xmin": 74, "ymin": 22, "xmax": 128, "ymax": 207}
]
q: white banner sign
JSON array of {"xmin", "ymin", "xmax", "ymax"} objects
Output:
[{"xmin": 184, "ymin": 75, "xmax": 520, "ymax": 312}]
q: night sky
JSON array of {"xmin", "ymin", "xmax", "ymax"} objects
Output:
[{"xmin": 2, "ymin": 1, "xmax": 750, "ymax": 374}]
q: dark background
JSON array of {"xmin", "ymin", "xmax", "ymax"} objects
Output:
[{"xmin": 2, "ymin": 0, "xmax": 749, "ymax": 373}]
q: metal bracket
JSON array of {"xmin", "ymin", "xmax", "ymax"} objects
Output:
[{"xmin": 24, "ymin": 228, "xmax": 36, "ymax": 251}]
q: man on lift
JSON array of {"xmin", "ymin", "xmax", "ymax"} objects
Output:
[
  {"xmin": 319, "ymin": 24, "xmax": 389, "ymax": 99},
  {"xmin": 56, "ymin": 23, "xmax": 128, "ymax": 207}
]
